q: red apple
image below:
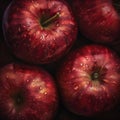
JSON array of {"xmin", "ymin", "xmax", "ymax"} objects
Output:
[
  {"xmin": 0, "ymin": 63, "xmax": 58, "ymax": 120},
  {"xmin": 71, "ymin": 0, "xmax": 120, "ymax": 44},
  {"xmin": 2, "ymin": 0, "xmax": 77, "ymax": 64},
  {"xmin": 57, "ymin": 44, "xmax": 120, "ymax": 116}
]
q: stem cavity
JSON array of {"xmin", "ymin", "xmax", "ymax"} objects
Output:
[
  {"xmin": 40, "ymin": 12, "xmax": 60, "ymax": 28},
  {"xmin": 91, "ymin": 72, "xmax": 99, "ymax": 81}
]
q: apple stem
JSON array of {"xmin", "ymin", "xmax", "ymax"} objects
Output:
[{"xmin": 41, "ymin": 12, "xmax": 60, "ymax": 27}]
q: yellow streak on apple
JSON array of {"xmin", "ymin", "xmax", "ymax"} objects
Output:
[{"xmin": 28, "ymin": 77, "xmax": 48, "ymax": 99}]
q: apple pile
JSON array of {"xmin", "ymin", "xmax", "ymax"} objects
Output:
[{"xmin": 1, "ymin": 0, "xmax": 120, "ymax": 120}]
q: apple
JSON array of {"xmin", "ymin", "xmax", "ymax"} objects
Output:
[
  {"xmin": 2, "ymin": 0, "xmax": 77, "ymax": 64},
  {"xmin": 57, "ymin": 44, "xmax": 120, "ymax": 116},
  {"xmin": 0, "ymin": 63, "xmax": 58, "ymax": 120},
  {"xmin": 71, "ymin": 0, "xmax": 120, "ymax": 44}
]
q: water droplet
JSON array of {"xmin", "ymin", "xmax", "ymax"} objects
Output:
[
  {"xmin": 51, "ymin": 2, "xmax": 55, "ymax": 6},
  {"xmin": 85, "ymin": 56, "xmax": 89, "ymax": 60},
  {"xmin": 72, "ymin": 67, "xmax": 76, "ymax": 71},
  {"xmin": 6, "ymin": 75, "xmax": 9, "ymax": 79},
  {"xmin": 80, "ymin": 63, "xmax": 83, "ymax": 66},
  {"xmin": 57, "ymin": 5, "xmax": 62, "ymax": 11},
  {"xmin": 40, "ymin": 34, "xmax": 45, "ymax": 40},
  {"xmin": 44, "ymin": 92, "xmax": 47, "ymax": 95},
  {"xmin": 18, "ymin": 27, "xmax": 21, "ymax": 32},
  {"xmin": 26, "ymin": 79, "xmax": 29, "ymax": 83},
  {"xmin": 56, "ymin": 23, "xmax": 60, "ymax": 27},
  {"xmin": 22, "ymin": 25, "xmax": 26, "ymax": 28},
  {"xmin": 85, "ymin": 64, "xmax": 89, "ymax": 68},
  {"xmin": 32, "ymin": 0, "xmax": 35, "ymax": 3},
  {"xmin": 23, "ymin": 34, "xmax": 27, "ymax": 38},
  {"xmin": 74, "ymin": 86, "xmax": 79, "ymax": 90},
  {"xmin": 39, "ymin": 86, "xmax": 42, "ymax": 90}
]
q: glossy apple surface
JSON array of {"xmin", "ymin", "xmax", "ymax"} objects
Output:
[
  {"xmin": 3, "ymin": 0, "xmax": 77, "ymax": 64},
  {"xmin": 71, "ymin": 0, "xmax": 120, "ymax": 44},
  {"xmin": 57, "ymin": 44, "xmax": 120, "ymax": 116},
  {"xmin": 0, "ymin": 63, "xmax": 58, "ymax": 120}
]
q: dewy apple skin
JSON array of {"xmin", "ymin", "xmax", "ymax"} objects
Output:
[
  {"xmin": 57, "ymin": 44, "xmax": 120, "ymax": 116},
  {"xmin": 0, "ymin": 63, "xmax": 58, "ymax": 120},
  {"xmin": 2, "ymin": 0, "xmax": 77, "ymax": 64},
  {"xmin": 71, "ymin": 0, "xmax": 120, "ymax": 44}
]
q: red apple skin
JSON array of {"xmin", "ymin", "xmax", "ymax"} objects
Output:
[
  {"xmin": 71, "ymin": 0, "xmax": 120, "ymax": 44},
  {"xmin": 57, "ymin": 44, "xmax": 120, "ymax": 116},
  {"xmin": 0, "ymin": 63, "xmax": 58, "ymax": 120},
  {"xmin": 2, "ymin": 0, "xmax": 77, "ymax": 64}
]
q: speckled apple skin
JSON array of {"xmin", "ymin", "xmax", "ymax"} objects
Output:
[
  {"xmin": 2, "ymin": 0, "xmax": 77, "ymax": 64},
  {"xmin": 57, "ymin": 44, "xmax": 120, "ymax": 116},
  {"xmin": 0, "ymin": 63, "xmax": 58, "ymax": 120},
  {"xmin": 71, "ymin": 0, "xmax": 120, "ymax": 44}
]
